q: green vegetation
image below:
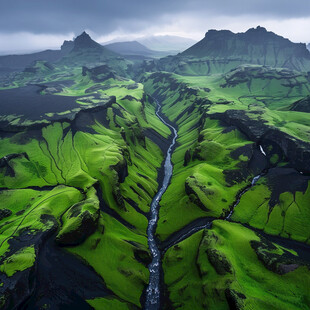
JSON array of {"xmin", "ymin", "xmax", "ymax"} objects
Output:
[
  {"xmin": 0, "ymin": 245, "xmax": 36, "ymax": 277},
  {"xmin": 163, "ymin": 221, "xmax": 310, "ymax": 310},
  {"xmin": 87, "ymin": 297, "xmax": 132, "ymax": 310},
  {"xmin": 0, "ymin": 62, "xmax": 169, "ymax": 308},
  {"xmin": 147, "ymin": 27, "xmax": 310, "ymax": 75},
  {"xmin": 232, "ymin": 179, "xmax": 310, "ymax": 243},
  {"xmin": 1, "ymin": 29, "xmax": 310, "ymax": 310}
]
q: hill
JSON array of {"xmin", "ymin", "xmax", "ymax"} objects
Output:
[
  {"xmin": 0, "ymin": 48, "xmax": 69, "ymax": 72},
  {"xmin": 104, "ymin": 41, "xmax": 155, "ymax": 56},
  {"xmin": 138, "ymin": 35, "xmax": 196, "ymax": 53},
  {"xmin": 55, "ymin": 32, "xmax": 131, "ymax": 77},
  {"xmin": 148, "ymin": 26, "xmax": 310, "ymax": 75}
]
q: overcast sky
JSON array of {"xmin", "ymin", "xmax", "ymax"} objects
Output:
[{"xmin": 1, "ymin": 0, "xmax": 310, "ymax": 54}]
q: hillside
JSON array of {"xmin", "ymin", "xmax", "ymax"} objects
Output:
[
  {"xmin": 0, "ymin": 48, "xmax": 68, "ymax": 72},
  {"xmin": 45, "ymin": 32, "xmax": 131, "ymax": 77},
  {"xmin": 147, "ymin": 26, "xmax": 310, "ymax": 75},
  {"xmin": 0, "ymin": 26, "xmax": 310, "ymax": 310},
  {"xmin": 138, "ymin": 35, "xmax": 197, "ymax": 52},
  {"xmin": 104, "ymin": 41, "xmax": 155, "ymax": 56}
]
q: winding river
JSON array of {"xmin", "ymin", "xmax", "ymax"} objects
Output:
[
  {"xmin": 144, "ymin": 100, "xmax": 177, "ymax": 310},
  {"xmin": 144, "ymin": 102, "xmax": 267, "ymax": 309}
]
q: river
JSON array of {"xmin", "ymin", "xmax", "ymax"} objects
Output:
[{"xmin": 144, "ymin": 100, "xmax": 177, "ymax": 310}]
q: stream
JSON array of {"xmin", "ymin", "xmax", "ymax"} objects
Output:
[
  {"xmin": 160, "ymin": 173, "xmax": 262, "ymax": 254},
  {"xmin": 144, "ymin": 103, "xmax": 266, "ymax": 308},
  {"xmin": 144, "ymin": 100, "xmax": 177, "ymax": 310}
]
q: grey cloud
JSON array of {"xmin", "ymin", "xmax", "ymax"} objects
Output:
[{"xmin": 1, "ymin": 0, "xmax": 310, "ymax": 35}]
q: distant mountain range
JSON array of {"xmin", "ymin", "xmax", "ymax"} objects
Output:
[
  {"xmin": 49, "ymin": 32, "xmax": 131, "ymax": 77},
  {"xmin": 137, "ymin": 35, "xmax": 197, "ymax": 52},
  {"xmin": 104, "ymin": 41, "xmax": 154, "ymax": 56},
  {"xmin": 0, "ymin": 33, "xmax": 194, "ymax": 73},
  {"xmin": 1, "ymin": 27, "xmax": 310, "ymax": 76},
  {"xmin": 149, "ymin": 26, "xmax": 310, "ymax": 75},
  {"xmin": 183, "ymin": 26, "xmax": 309, "ymax": 60},
  {"xmin": 102, "ymin": 35, "xmax": 196, "ymax": 53},
  {"xmin": 0, "ymin": 48, "xmax": 68, "ymax": 72}
]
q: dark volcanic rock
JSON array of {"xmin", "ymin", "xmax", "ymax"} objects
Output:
[
  {"xmin": 251, "ymin": 236, "xmax": 309, "ymax": 275},
  {"xmin": 72, "ymin": 31, "xmax": 102, "ymax": 51},
  {"xmin": 225, "ymin": 289, "xmax": 246, "ymax": 310},
  {"xmin": 211, "ymin": 109, "xmax": 310, "ymax": 173},
  {"xmin": 206, "ymin": 248, "xmax": 232, "ymax": 275},
  {"xmin": 265, "ymin": 167, "xmax": 309, "ymax": 207},
  {"xmin": 56, "ymin": 209, "xmax": 99, "ymax": 246},
  {"xmin": 183, "ymin": 149, "xmax": 191, "ymax": 166},
  {"xmin": 290, "ymin": 96, "xmax": 310, "ymax": 113},
  {"xmin": 0, "ymin": 209, "xmax": 12, "ymax": 220}
]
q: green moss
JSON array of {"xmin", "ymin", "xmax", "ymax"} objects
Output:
[
  {"xmin": 0, "ymin": 245, "xmax": 35, "ymax": 277},
  {"xmin": 87, "ymin": 297, "xmax": 132, "ymax": 310},
  {"xmin": 232, "ymin": 180, "xmax": 310, "ymax": 243},
  {"xmin": 67, "ymin": 213, "xmax": 149, "ymax": 307},
  {"xmin": 163, "ymin": 221, "xmax": 310, "ymax": 309}
]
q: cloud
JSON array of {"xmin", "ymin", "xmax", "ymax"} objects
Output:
[
  {"xmin": 0, "ymin": 0, "xmax": 309, "ymax": 53},
  {"xmin": 2, "ymin": 0, "xmax": 310, "ymax": 34},
  {"xmin": 0, "ymin": 32, "xmax": 74, "ymax": 54}
]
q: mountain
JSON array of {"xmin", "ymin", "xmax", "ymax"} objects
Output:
[
  {"xmin": 1, "ymin": 25, "xmax": 310, "ymax": 310},
  {"xmin": 0, "ymin": 47, "xmax": 70, "ymax": 72},
  {"xmin": 137, "ymin": 35, "xmax": 197, "ymax": 53},
  {"xmin": 307, "ymin": 43, "xmax": 310, "ymax": 51},
  {"xmin": 149, "ymin": 26, "xmax": 310, "ymax": 75},
  {"xmin": 58, "ymin": 32, "xmax": 131, "ymax": 76},
  {"xmin": 103, "ymin": 40, "xmax": 173, "ymax": 61},
  {"xmin": 104, "ymin": 41, "xmax": 154, "ymax": 56},
  {"xmin": 183, "ymin": 26, "xmax": 309, "ymax": 60},
  {"xmin": 71, "ymin": 31, "xmax": 102, "ymax": 51},
  {"xmin": 0, "ymin": 38, "xmax": 75, "ymax": 73},
  {"xmin": 60, "ymin": 40, "xmax": 74, "ymax": 53}
]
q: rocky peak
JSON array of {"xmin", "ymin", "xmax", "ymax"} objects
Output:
[
  {"xmin": 204, "ymin": 29, "xmax": 234, "ymax": 39},
  {"xmin": 73, "ymin": 31, "xmax": 102, "ymax": 50},
  {"xmin": 61, "ymin": 40, "xmax": 74, "ymax": 54}
]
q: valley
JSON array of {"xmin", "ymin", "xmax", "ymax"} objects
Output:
[{"xmin": 0, "ymin": 27, "xmax": 309, "ymax": 310}]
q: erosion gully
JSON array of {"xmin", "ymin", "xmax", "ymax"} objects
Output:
[
  {"xmin": 144, "ymin": 100, "xmax": 264, "ymax": 309},
  {"xmin": 144, "ymin": 100, "xmax": 177, "ymax": 310},
  {"xmin": 145, "ymin": 99, "xmax": 310, "ymax": 308}
]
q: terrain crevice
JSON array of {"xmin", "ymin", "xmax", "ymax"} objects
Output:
[{"xmin": 144, "ymin": 99, "xmax": 177, "ymax": 310}]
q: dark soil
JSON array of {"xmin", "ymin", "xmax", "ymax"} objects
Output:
[{"xmin": 0, "ymin": 84, "xmax": 78, "ymax": 120}]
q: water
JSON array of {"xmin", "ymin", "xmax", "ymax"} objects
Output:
[
  {"xmin": 144, "ymin": 102, "xmax": 262, "ymax": 307},
  {"xmin": 259, "ymin": 145, "xmax": 266, "ymax": 156},
  {"xmin": 144, "ymin": 101, "xmax": 177, "ymax": 310},
  {"xmin": 165, "ymin": 221, "xmax": 212, "ymax": 252},
  {"xmin": 225, "ymin": 174, "xmax": 261, "ymax": 220}
]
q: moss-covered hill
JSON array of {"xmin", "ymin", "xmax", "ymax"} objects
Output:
[
  {"xmin": 143, "ymin": 69, "xmax": 310, "ymax": 309},
  {"xmin": 0, "ymin": 65, "xmax": 172, "ymax": 308},
  {"xmin": 143, "ymin": 26, "xmax": 310, "ymax": 76},
  {"xmin": 0, "ymin": 29, "xmax": 310, "ymax": 310}
]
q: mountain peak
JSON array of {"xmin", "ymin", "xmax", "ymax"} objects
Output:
[
  {"xmin": 204, "ymin": 29, "xmax": 234, "ymax": 38},
  {"xmin": 181, "ymin": 26, "xmax": 310, "ymax": 71},
  {"xmin": 255, "ymin": 25, "xmax": 267, "ymax": 32},
  {"xmin": 73, "ymin": 31, "xmax": 102, "ymax": 50},
  {"xmin": 61, "ymin": 40, "xmax": 74, "ymax": 53}
]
